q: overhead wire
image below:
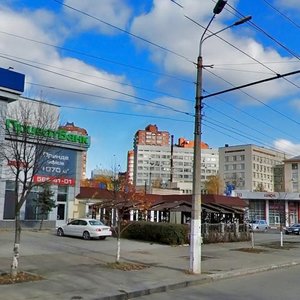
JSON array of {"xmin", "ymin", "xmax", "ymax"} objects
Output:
[
  {"xmin": 204, "ymin": 68, "xmax": 300, "ymax": 126},
  {"xmin": 0, "ymin": 30, "xmax": 192, "ymax": 85},
  {"xmin": 57, "ymin": 104, "xmax": 193, "ymax": 123},
  {"xmin": 55, "ymin": 0, "xmax": 300, "ymax": 158},
  {"xmin": 0, "ymin": 53, "xmax": 193, "ymax": 117},
  {"xmin": 203, "ymin": 118, "xmax": 299, "ymax": 157},
  {"xmin": 225, "ymin": 1, "xmax": 300, "ymax": 60},
  {"xmin": 2, "ymin": 52, "xmax": 194, "ymax": 102},
  {"xmin": 261, "ymin": 0, "xmax": 300, "ymax": 30},
  {"xmin": 3, "ymin": 1, "xmax": 300, "ymax": 153},
  {"xmin": 204, "ymin": 89, "xmax": 300, "ymax": 141},
  {"xmin": 52, "ymin": 0, "xmax": 194, "ymax": 64}
]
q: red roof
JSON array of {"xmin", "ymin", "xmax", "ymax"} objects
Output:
[{"xmin": 76, "ymin": 187, "xmax": 247, "ymax": 209}]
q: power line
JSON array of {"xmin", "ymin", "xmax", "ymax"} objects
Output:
[
  {"xmin": 0, "ymin": 30, "xmax": 192, "ymax": 84},
  {"xmin": 204, "ymin": 68, "xmax": 300, "ymax": 127},
  {"xmin": 203, "ymin": 118, "xmax": 299, "ymax": 157},
  {"xmin": 2, "ymin": 52, "xmax": 194, "ymax": 102},
  {"xmin": 205, "ymin": 90, "xmax": 300, "ymax": 141},
  {"xmin": 261, "ymin": 0, "xmax": 300, "ymax": 30},
  {"xmin": 56, "ymin": 104, "xmax": 193, "ymax": 123},
  {"xmin": 27, "ymin": 81, "xmax": 190, "ymax": 112},
  {"xmin": 0, "ymin": 53, "xmax": 193, "ymax": 117},
  {"xmin": 52, "ymin": 0, "xmax": 194, "ymax": 64}
]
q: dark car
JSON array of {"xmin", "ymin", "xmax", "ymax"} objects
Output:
[{"xmin": 285, "ymin": 224, "xmax": 300, "ymax": 235}]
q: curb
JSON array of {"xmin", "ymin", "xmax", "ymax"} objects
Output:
[{"xmin": 97, "ymin": 260, "xmax": 300, "ymax": 300}]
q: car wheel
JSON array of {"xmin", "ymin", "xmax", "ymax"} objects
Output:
[
  {"xmin": 99, "ymin": 236, "xmax": 106, "ymax": 240},
  {"xmin": 297, "ymin": 231, "xmax": 300, "ymax": 235},
  {"xmin": 57, "ymin": 228, "xmax": 64, "ymax": 237},
  {"xmin": 83, "ymin": 231, "xmax": 90, "ymax": 240}
]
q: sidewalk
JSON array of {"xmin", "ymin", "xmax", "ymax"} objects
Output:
[{"xmin": 1, "ymin": 230, "xmax": 300, "ymax": 300}]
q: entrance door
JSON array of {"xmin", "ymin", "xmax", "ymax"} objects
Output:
[
  {"xmin": 56, "ymin": 203, "xmax": 66, "ymax": 227},
  {"xmin": 274, "ymin": 215, "xmax": 280, "ymax": 225}
]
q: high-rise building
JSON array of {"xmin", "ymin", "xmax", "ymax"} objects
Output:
[
  {"xmin": 59, "ymin": 122, "xmax": 88, "ymax": 180},
  {"xmin": 219, "ymin": 144, "xmax": 287, "ymax": 192},
  {"xmin": 127, "ymin": 150, "xmax": 134, "ymax": 184},
  {"xmin": 134, "ymin": 124, "xmax": 170, "ymax": 147},
  {"xmin": 133, "ymin": 144, "xmax": 219, "ymax": 193}
]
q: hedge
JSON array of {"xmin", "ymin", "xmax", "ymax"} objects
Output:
[{"xmin": 121, "ymin": 221, "xmax": 189, "ymax": 245}]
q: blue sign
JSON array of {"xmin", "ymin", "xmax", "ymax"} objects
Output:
[
  {"xmin": 0, "ymin": 67, "xmax": 25, "ymax": 94},
  {"xmin": 34, "ymin": 147, "xmax": 77, "ymax": 185},
  {"xmin": 225, "ymin": 184, "xmax": 235, "ymax": 196}
]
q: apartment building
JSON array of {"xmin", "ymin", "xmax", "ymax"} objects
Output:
[
  {"xmin": 134, "ymin": 124, "xmax": 170, "ymax": 147},
  {"xmin": 219, "ymin": 144, "xmax": 286, "ymax": 192},
  {"xmin": 133, "ymin": 144, "xmax": 219, "ymax": 193},
  {"xmin": 59, "ymin": 122, "xmax": 88, "ymax": 180},
  {"xmin": 284, "ymin": 156, "xmax": 300, "ymax": 193}
]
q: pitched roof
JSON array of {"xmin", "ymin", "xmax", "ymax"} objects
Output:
[{"xmin": 76, "ymin": 187, "xmax": 247, "ymax": 209}]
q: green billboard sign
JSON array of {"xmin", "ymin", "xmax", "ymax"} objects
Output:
[{"xmin": 6, "ymin": 119, "xmax": 90, "ymax": 147}]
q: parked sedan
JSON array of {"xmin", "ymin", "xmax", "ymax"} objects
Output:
[
  {"xmin": 285, "ymin": 224, "xmax": 300, "ymax": 235},
  {"xmin": 57, "ymin": 218, "xmax": 112, "ymax": 240},
  {"xmin": 248, "ymin": 219, "xmax": 269, "ymax": 232}
]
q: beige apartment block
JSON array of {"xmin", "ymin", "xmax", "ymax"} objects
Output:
[{"xmin": 219, "ymin": 144, "xmax": 287, "ymax": 192}]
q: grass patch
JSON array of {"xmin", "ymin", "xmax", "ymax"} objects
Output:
[
  {"xmin": 106, "ymin": 262, "xmax": 149, "ymax": 271},
  {"xmin": 231, "ymin": 247, "xmax": 269, "ymax": 254},
  {"xmin": 0, "ymin": 271, "xmax": 43, "ymax": 285}
]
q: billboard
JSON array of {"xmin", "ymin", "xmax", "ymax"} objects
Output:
[
  {"xmin": 0, "ymin": 67, "xmax": 25, "ymax": 94},
  {"xmin": 33, "ymin": 147, "xmax": 77, "ymax": 186}
]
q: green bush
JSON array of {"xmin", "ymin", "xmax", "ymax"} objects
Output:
[{"xmin": 121, "ymin": 221, "xmax": 189, "ymax": 245}]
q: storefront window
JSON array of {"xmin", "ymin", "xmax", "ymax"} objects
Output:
[{"xmin": 248, "ymin": 200, "xmax": 265, "ymax": 221}]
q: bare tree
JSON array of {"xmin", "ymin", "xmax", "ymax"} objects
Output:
[
  {"xmin": 0, "ymin": 99, "xmax": 59, "ymax": 277},
  {"xmin": 97, "ymin": 178, "xmax": 151, "ymax": 263}
]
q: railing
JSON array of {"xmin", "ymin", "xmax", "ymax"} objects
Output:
[{"xmin": 202, "ymin": 223, "xmax": 250, "ymax": 243}]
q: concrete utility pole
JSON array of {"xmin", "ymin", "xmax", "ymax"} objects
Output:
[{"xmin": 190, "ymin": 0, "xmax": 251, "ymax": 274}]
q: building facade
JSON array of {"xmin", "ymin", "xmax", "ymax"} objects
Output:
[
  {"xmin": 234, "ymin": 190, "xmax": 300, "ymax": 227},
  {"xmin": 0, "ymin": 68, "xmax": 90, "ymax": 229},
  {"xmin": 134, "ymin": 124, "xmax": 170, "ymax": 147},
  {"xmin": 59, "ymin": 122, "xmax": 88, "ymax": 180},
  {"xmin": 133, "ymin": 144, "xmax": 219, "ymax": 193},
  {"xmin": 219, "ymin": 144, "xmax": 287, "ymax": 192}
]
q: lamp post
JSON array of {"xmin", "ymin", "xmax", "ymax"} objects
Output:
[{"xmin": 190, "ymin": 0, "xmax": 251, "ymax": 274}]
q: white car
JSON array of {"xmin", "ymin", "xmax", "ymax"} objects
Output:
[
  {"xmin": 249, "ymin": 219, "xmax": 269, "ymax": 232},
  {"xmin": 57, "ymin": 218, "xmax": 112, "ymax": 240}
]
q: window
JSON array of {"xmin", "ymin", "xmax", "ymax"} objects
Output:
[{"xmin": 57, "ymin": 186, "xmax": 68, "ymax": 202}]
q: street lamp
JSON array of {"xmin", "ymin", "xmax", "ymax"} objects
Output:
[{"xmin": 190, "ymin": 1, "xmax": 251, "ymax": 274}]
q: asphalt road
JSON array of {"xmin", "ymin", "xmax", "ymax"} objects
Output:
[
  {"xmin": 138, "ymin": 263, "xmax": 300, "ymax": 300},
  {"xmin": 0, "ymin": 228, "xmax": 294, "ymax": 259}
]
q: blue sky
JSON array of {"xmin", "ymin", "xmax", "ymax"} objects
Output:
[{"xmin": 1, "ymin": 0, "xmax": 300, "ymax": 177}]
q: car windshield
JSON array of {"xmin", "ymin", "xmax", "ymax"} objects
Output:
[{"xmin": 88, "ymin": 220, "xmax": 104, "ymax": 226}]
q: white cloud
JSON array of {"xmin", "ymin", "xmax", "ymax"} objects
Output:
[
  {"xmin": 0, "ymin": 4, "xmax": 135, "ymax": 107},
  {"xmin": 275, "ymin": 0, "xmax": 300, "ymax": 10},
  {"xmin": 63, "ymin": 0, "xmax": 132, "ymax": 35},
  {"xmin": 274, "ymin": 139, "xmax": 300, "ymax": 156},
  {"xmin": 130, "ymin": 0, "xmax": 300, "ymax": 105},
  {"xmin": 134, "ymin": 95, "xmax": 192, "ymax": 118},
  {"xmin": 290, "ymin": 98, "xmax": 300, "ymax": 111}
]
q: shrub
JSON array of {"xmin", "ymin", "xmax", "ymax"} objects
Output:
[{"xmin": 121, "ymin": 221, "xmax": 189, "ymax": 245}]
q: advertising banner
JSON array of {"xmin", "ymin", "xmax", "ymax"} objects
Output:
[{"xmin": 33, "ymin": 147, "xmax": 77, "ymax": 186}]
